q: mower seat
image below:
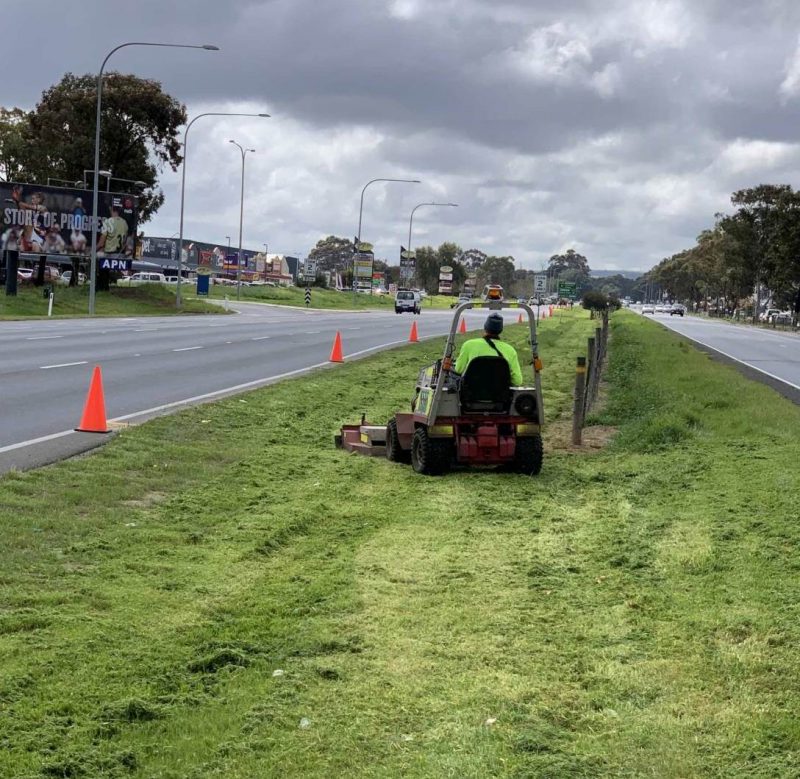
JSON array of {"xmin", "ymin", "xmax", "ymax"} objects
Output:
[{"xmin": 460, "ymin": 356, "xmax": 512, "ymax": 413}]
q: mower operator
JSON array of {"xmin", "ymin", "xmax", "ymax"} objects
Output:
[{"xmin": 454, "ymin": 312, "xmax": 523, "ymax": 385}]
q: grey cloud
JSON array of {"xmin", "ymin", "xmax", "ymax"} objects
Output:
[{"xmin": 7, "ymin": 0, "xmax": 800, "ymax": 271}]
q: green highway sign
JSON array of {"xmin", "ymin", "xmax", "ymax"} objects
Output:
[{"xmin": 557, "ymin": 281, "xmax": 577, "ymax": 300}]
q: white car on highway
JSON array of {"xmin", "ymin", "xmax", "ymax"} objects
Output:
[{"xmin": 642, "ymin": 304, "xmax": 655, "ymax": 314}]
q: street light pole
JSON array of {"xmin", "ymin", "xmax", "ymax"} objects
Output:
[
  {"xmin": 88, "ymin": 41, "xmax": 218, "ymax": 316},
  {"xmin": 354, "ymin": 177, "xmax": 420, "ymax": 301},
  {"xmin": 229, "ymin": 140, "xmax": 255, "ymax": 300},
  {"xmin": 175, "ymin": 111, "xmax": 268, "ymax": 307},
  {"xmin": 406, "ymin": 202, "xmax": 458, "ymax": 289}
]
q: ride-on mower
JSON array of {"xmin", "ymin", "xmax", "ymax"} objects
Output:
[{"xmin": 335, "ymin": 300, "xmax": 545, "ymax": 475}]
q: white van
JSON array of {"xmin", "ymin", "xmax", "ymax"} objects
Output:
[
  {"xmin": 395, "ymin": 289, "xmax": 422, "ymax": 314},
  {"xmin": 118, "ymin": 272, "xmax": 167, "ymax": 286}
]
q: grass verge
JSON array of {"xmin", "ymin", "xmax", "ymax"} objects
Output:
[
  {"xmin": 1, "ymin": 311, "xmax": 799, "ymax": 777},
  {"xmin": 0, "ymin": 285, "xmax": 225, "ymax": 319},
  {"xmin": 205, "ymin": 284, "xmax": 454, "ymax": 310}
]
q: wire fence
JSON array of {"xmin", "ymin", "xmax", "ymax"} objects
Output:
[{"xmin": 572, "ymin": 311, "xmax": 609, "ymax": 445}]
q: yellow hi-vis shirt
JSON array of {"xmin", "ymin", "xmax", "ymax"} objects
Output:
[{"xmin": 454, "ymin": 337, "xmax": 523, "ymax": 386}]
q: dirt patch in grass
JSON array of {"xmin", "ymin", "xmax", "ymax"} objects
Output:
[
  {"xmin": 545, "ymin": 418, "xmax": 618, "ymax": 453},
  {"xmin": 120, "ymin": 491, "xmax": 166, "ymax": 508}
]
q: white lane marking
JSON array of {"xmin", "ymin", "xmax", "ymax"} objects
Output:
[
  {"xmin": 0, "ymin": 429, "xmax": 77, "ymax": 455},
  {"xmin": 134, "ymin": 353, "xmax": 141, "ymax": 357},
  {"xmin": 659, "ymin": 325, "xmax": 800, "ymax": 392},
  {"xmin": 113, "ymin": 337, "xmax": 415, "ymax": 423},
  {"xmin": 173, "ymin": 346, "xmax": 203, "ymax": 352},
  {"xmin": 207, "ymin": 324, "xmax": 226, "ymax": 327},
  {"xmin": 252, "ymin": 336, "xmax": 271, "ymax": 341},
  {"xmin": 134, "ymin": 328, "xmax": 160, "ymax": 332},
  {"xmin": 304, "ymin": 330, "xmax": 321, "ymax": 335},
  {"xmin": 40, "ymin": 361, "xmax": 88, "ymax": 370},
  {"xmin": 3, "ymin": 334, "xmax": 428, "ymax": 455},
  {"xmin": 27, "ymin": 335, "xmax": 63, "ymax": 341}
]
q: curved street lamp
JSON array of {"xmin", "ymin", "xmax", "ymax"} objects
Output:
[
  {"xmin": 175, "ymin": 111, "xmax": 269, "ymax": 306},
  {"xmin": 88, "ymin": 41, "xmax": 219, "ymax": 315},
  {"xmin": 407, "ymin": 201, "xmax": 459, "ymax": 253},
  {"xmin": 354, "ymin": 177, "xmax": 420, "ymax": 299},
  {"xmin": 406, "ymin": 202, "xmax": 458, "ymax": 288},
  {"xmin": 356, "ymin": 177, "xmax": 421, "ymax": 245},
  {"xmin": 229, "ymin": 140, "xmax": 255, "ymax": 300}
]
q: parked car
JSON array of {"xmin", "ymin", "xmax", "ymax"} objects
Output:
[
  {"xmin": 759, "ymin": 308, "xmax": 782, "ymax": 323},
  {"xmin": 395, "ymin": 289, "xmax": 422, "ymax": 314},
  {"xmin": 669, "ymin": 304, "xmax": 686, "ymax": 316},
  {"xmin": 642, "ymin": 304, "xmax": 655, "ymax": 314},
  {"xmin": 117, "ymin": 272, "xmax": 167, "ymax": 286},
  {"xmin": 58, "ymin": 270, "xmax": 87, "ymax": 286}
]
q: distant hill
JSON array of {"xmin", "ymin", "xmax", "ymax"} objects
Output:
[{"xmin": 591, "ymin": 270, "xmax": 644, "ymax": 279}]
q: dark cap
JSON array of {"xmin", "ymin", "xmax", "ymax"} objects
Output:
[{"xmin": 484, "ymin": 312, "xmax": 504, "ymax": 335}]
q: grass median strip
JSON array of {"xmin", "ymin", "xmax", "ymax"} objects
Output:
[
  {"xmin": 1, "ymin": 311, "xmax": 799, "ymax": 777},
  {"xmin": 0, "ymin": 285, "xmax": 225, "ymax": 319}
]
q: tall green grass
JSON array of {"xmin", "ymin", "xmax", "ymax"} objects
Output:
[{"xmin": 1, "ymin": 311, "xmax": 798, "ymax": 777}]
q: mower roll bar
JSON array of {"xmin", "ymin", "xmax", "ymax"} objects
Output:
[{"xmin": 423, "ymin": 300, "xmax": 545, "ymax": 428}]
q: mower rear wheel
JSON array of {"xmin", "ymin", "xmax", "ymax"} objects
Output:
[
  {"xmin": 411, "ymin": 427, "xmax": 452, "ymax": 475},
  {"xmin": 385, "ymin": 418, "xmax": 410, "ymax": 463},
  {"xmin": 513, "ymin": 434, "xmax": 543, "ymax": 475}
]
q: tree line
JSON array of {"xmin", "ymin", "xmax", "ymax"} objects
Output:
[
  {"xmin": 306, "ymin": 237, "xmax": 642, "ymax": 298},
  {"xmin": 646, "ymin": 185, "xmax": 800, "ymax": 320}
]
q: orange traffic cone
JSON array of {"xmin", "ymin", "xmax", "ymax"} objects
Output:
[
  {"xmin": 517, "ymin": 312, "xmax": 524, "ymax": 323},
  {"xmin": 409, "ymin": 321, "xmax": 419, "ymax": 343},
  {"xmin": 459, "ymin": 318, "xmax": 467, "ymax": 334},
  {"xmin": 549, "ymin": 305, "xmax": 554, "ymax": 317},
  {"xmin": 329, "ymin": 331, "xmax": 344, "ymax": 362},
  {"xmin": 76, "ymin": 366, "xmax": 109, "ymax": 433}
]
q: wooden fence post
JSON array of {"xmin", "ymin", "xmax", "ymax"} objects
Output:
[
  {"xmin": 585, "ymin": 336, "xmax": 595, "ymax": 414},
  {"xmin": 572, "ymin": 356, "xmax": 587, "ymax": 445}
]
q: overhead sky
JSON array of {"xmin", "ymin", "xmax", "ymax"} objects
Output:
[{"xmin": 6, "ymin": 0, "xmax": 800, "ymax": 271}]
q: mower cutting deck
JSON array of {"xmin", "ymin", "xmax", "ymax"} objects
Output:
[{"xmin": 335, "ymin": 300, "xmax": 545, "ymax": 475}]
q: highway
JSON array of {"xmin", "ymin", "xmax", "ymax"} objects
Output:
[
  {"xmin": 646, "ymin": 310, "xmax": 800, "ymax": 394},
  {"xmin": 0, "ymin": 301, "xmax": 535, "ymax": 467}
]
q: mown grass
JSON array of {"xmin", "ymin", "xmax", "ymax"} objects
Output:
[
  {"xmin": 205, "ymin": 284, "xmax": 454, "ymax": 310},
  {"xmin": 0, "ymin": 285, "xmax": 225, "ymax": 319},
  {"xmin": 1, "ymin": 311, "xmax": 799, "ymax": 777}
]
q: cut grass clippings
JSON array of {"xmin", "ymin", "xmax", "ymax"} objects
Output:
[
  {"xmin": 1, "ymin": 310, "xmax": 799, "ymax": 777},
  {"xmin": 0, "ymin": 284, "xmax": 226, "ymax": 319}
]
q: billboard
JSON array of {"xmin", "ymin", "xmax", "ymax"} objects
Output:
[
  {"xmin": 138, "ymin": 236, "xmax": 176, "ymax": 262},
  {"xmin": 1, "ymin": 182, "xmax": 138, "ymax": 269},
  {"xmin": 438, "ymin": 264, "xmax": 454, "ymax": 294},
  {"xmin": 354, "ymin": 251, "xmax": 374, "ymax": 282},
  {"xmin": 139, "ymin": 236, "xmax": 258, "ymax": 271},
  {"xmin": 399, "ymin": 246, "xmax": 416, "ymax": 284}
]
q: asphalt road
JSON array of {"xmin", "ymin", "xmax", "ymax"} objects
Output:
[
  {"xmin": 645, "ymin": 310, "xmax": 800, "ymax": 394},
  {"xmin": 0, "ymin": 301, "xmax": 540, "ymax": 468}
]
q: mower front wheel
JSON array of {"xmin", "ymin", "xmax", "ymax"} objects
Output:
[
  {"xmin": 385, "ymin": 418, "xmax": 410, "ymax": 463},
  {"xmin": 513, "ymin": 434, "xmax": 543, "ymax": 475},
  {"xmin": 411, "ymin": 427, "xmax": 452, "ymax": 475}
]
